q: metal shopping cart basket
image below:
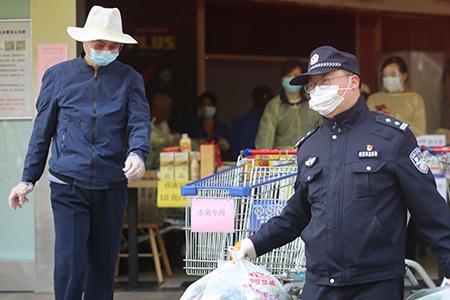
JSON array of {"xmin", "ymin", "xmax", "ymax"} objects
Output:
[
  {"xmin": 422, "ymin": 146, "xmax": 450, "ymax": 200},
  {"xmin": 181, "ymin": 149, "xmax": 306, "ymax": 277}
]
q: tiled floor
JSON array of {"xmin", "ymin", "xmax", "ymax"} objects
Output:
[
  {"xmin": 0, "ymin": 269, "xmax": 192, "ymax": 300},
  {"xmin": 115, "ymin": 269, "xmax": 196, "ymax": 289}
]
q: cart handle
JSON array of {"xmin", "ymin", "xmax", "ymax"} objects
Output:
[
  {"xmin": 241, "ymin": 149, "xmax": 297, "ymax": 157},
  {"xmin": 422, "ymin": 146, "xmax": 450, "ymax": 154}
]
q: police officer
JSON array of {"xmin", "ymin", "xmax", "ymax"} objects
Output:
[
  {"xmin": 235, "ymin": 46, "xmax": 450, "ymax": 299},
  {"xmin": 7, "ymin": 6, "xmax": 150, "ymax": 300}
]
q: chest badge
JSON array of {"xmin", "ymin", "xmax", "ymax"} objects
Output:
[
  {"xmin": 305, "ymin": 157, "xmax": 318, "ymax": 168},
  {"xmin": 358, "ymin": 144, "xmax": 378, "ymax": 159}
]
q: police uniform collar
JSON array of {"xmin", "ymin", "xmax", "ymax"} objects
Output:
[{"xmin": 323, "ymin": 97, "xmax": 368, "ymax": 128}]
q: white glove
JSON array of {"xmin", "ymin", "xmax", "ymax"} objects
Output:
[
  {"xmin": 440, "ymin": 277, "xmax": 450, "ymax": 287},
  {"xmin": 234, "ymin": 238, "xmax": 257, "ymax": 260},
  {"xmin": 123, "ymin": 153, "xmax": 145, "ymax": 180},
  {"xmin": 8, "ymin": 182, "xmax": 34, "ymax": 209}
]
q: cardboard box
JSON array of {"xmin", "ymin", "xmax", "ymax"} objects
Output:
[
  {"xmin": 160, "ymin": 152, "xmax": 175, "ymax": 180},
  {"xmin": 174, "ymin": 152, "xmax": 190, "ymax": 181},
  {"xmin": 200, "ymin": 145, "xmax": 216, "ymax": 178}
]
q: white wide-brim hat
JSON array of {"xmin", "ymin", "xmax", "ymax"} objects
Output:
[{"xmin": 67, "ymin": 5, "xmax": 137, "ymax": 44}]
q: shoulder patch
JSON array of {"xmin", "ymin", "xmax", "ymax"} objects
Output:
[
  {"xmin": 409, "ymin": 147, "xmax": 429, "ymax": 174},
  {"xmin": 374, "ymin": 114, "xmax": 408, "ymax": 132},
  {"xmin": 294, "ymin": 126, "xmax": 319, "ymax": 149}
]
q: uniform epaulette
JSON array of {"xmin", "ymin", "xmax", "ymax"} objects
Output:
[
  {"xmin": 295, "ymin": 126, "xmax": 319, "ymax": 149},
  {"xmin": 374, "ymin": 114, "xmax": 408, "ymax": 132}
]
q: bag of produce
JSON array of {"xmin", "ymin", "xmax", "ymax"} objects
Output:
[{"xmin": 180, "ymin": 258, "xmax": 290, "ymax": 300}]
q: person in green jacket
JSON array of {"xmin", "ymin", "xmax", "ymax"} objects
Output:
[{"xmin": 255, "ymin": 59, "xmax": 321, "ymax": 149}]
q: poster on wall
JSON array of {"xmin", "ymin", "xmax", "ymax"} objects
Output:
[
  {"xmin": 0, "ymin": 20, "xmax": 32, "ymax": 119},
  {"xmin": 37, "ymin": 43, "xmax": 68, "ymax": 93}
]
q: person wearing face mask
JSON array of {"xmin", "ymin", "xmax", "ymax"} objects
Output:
[
  {"xmin": 7, "ymin": 6, "xmax": 150, "ymax": 300},
  {"xmin": 255, "ymin": 60, "xmax": 321, "ymax": 149},
  {"xmin": 367, "ymin": 56, "xmax": 426, "ymax": 136},
  {"xmin": 189, "ymin": 92, "xmax": 232, "ymax": 160},
  {"xmin": 234, "ymin": 46, "xmax": 450, "ymax": 299}
]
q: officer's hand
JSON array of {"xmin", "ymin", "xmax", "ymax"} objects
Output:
[
  {"xmin": 8, "ymin": 182, "xmax": 34, "ymax": 209},
  {"xmin": 123, "ymin": 153, "xmax": 145, "ymax": 180},
  {"xmin": 233, "ymin": 238, "xmax": 256, "ymax": 261}
]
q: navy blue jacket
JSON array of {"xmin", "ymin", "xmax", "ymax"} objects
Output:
[
  {"xmin": 250, "ymin": 99, "xmax": 450, "ymax": 286},
  {"xmin": 22, "ymin": 56, "xmax": 150, "ymax": 189}
]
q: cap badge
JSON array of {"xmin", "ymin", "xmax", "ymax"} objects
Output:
[{"xmin": 310, "ymin": 53, "xmax": 319, "ymax": 65}]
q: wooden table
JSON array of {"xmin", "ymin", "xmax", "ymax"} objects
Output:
[{"xmin": 126, "ymin": 171, "xmax": 158, "ymax": 288}]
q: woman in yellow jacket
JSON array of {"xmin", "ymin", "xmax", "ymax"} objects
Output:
[
  {"xmin": 255, "ymin": 60, "xmax": 321, "ymax": 149},
  {"xmin": 368, "ymin": 57, "xmax": 428, "ymax": 262},
  {"xmin": 367, "ymin": 56, "xmax": 426, "ymax": 136}
]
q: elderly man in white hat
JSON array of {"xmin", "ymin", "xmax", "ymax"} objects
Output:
[{"xmin": 7, "ymin": 6, "xmax": 150, "ymax": 299}]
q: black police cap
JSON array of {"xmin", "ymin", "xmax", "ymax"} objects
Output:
[{"xmin": 290, "ymin": 46, "xmax": 360, "ymax": 86}]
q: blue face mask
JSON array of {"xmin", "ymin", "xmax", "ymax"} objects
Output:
[
  {"xmin": 282, "ymin": 76, "xmax": 301, "ymax": 94},
  {"xmin": 198, "ymin": 106, "xmax": 216, "ymax": 119},
  {"xmin": 88, "ymin": 48, "xmax": 119, "ymax": 66}
]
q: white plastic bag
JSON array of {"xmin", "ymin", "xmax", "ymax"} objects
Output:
[
  {"xmin": 180, "ymin": 259, "xmax": 290, "ymax": 300},
  {"xmin": 407, "ymin": 287, "xmax": 450, "ymax": 300}
]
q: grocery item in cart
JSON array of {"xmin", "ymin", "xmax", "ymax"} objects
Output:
[{"xmin": 180, "ymin": 258, "xmax": 290, "ymax": 300}]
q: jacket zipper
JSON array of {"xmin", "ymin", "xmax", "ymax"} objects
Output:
[
  {"xmin": 338, "ymin": 123, "xmax": 346, "ymax": 283},
  {"xmin": 90, "ymin": 69, "xmax": 98, "ymax": 187},
  {"xmin": 333, "ymin": 120, "xmax": 345, "ymax": 283},
  {"xmin": 61, "ymin": 127, "xmax": 67, "ymax": 153}
]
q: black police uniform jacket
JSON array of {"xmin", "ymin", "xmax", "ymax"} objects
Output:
[{"xmin": 249, "ymin": 98, "xmax": 450, "ymax": 286}]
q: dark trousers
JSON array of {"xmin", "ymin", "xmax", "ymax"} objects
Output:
[
  {"xmin": 50, "ymin": 182, "xmax": 127, "ymax": 300},
  {"xmin": 301, "ymin": 277, "xmax": 404, "ymax": 300}
]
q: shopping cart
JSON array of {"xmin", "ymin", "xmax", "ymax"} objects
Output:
[
  {"xmin": 181, "ymin": 149, "xmax": 305, "ymax": 278},
  {"xmin": 422, "ymin": 146, "xmax": 450, "ymax": 201}
]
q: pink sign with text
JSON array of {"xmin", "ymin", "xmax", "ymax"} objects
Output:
[{"xmin": 191, "ymin": 198, "xmax": 235, "ymax": 233}]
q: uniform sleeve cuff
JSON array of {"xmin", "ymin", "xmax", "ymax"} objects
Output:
[
  {"xmin": 248, "ymin": 235, "xmax": 263, "ymax": 257},
  {"xmin": 21, "ymin": 177, "xmax": 35, "ymax": 185}
]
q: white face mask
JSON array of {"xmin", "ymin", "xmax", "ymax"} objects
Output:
[
  {"xmin": 382, "ymin": 76, "xmax": 403, "ymax": 93},
  {"xmin": 309, "ymin": 78, "xmax": 352, "ymax": 116}
]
